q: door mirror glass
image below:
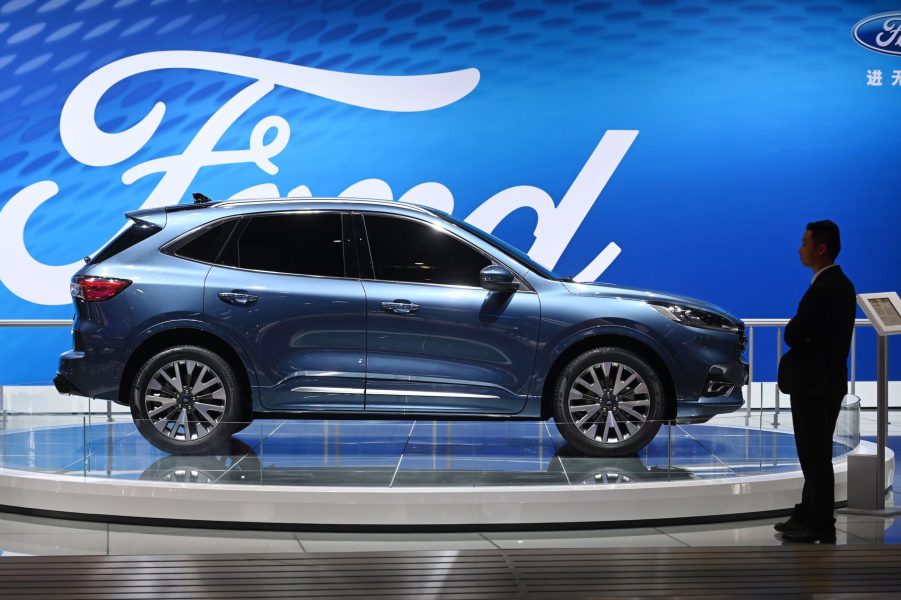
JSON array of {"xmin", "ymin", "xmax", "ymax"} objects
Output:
[{"xmin": 480, "ymin": 265, "xmax": 518, "ymax": 292}]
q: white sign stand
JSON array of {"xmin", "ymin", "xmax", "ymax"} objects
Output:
[{"xmin": 839, "ymin": 292, "xmax": 901, "ymax": 516}]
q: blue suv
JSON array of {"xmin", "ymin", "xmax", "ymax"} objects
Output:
[{"xmin": 54, "ymin": 198, "xmax": 746, "ymax": 456}]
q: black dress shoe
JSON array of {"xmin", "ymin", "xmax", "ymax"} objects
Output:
[
  {"xmin": 774, "ymin": 518, "xmax": 806, "ymax": 533},
  {"xmin": 780, "ymin": 528, "xmax": 836, "ymax": 544}
]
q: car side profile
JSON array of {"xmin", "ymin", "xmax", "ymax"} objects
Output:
[{"xmin": 54, "ymin": 197, "xmax": 747, "ymax": 456}]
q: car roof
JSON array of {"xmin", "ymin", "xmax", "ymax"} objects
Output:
[
  {"xmin": 126, "ymin": 196, "xmax": 437, "ymax": 224},
  {"xmin": 211, "ymin": 197, "xmax": 432, "ymax": 213}
]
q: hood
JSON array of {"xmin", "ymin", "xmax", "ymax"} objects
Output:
[{"xmin": 563, "ymin": 281, "xmax": 743, "ymax": 326}]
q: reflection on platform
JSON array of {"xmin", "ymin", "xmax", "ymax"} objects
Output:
[{"xmin": 0, "ymin": 419, "xmax": 857, "ymax": 488}]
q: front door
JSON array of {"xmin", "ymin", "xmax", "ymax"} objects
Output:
[
  {"xmin": 204, "ymin": 211, "xmax": 366, "ymax": 412},
  {"xmin": 357, "ymin": 213, "xmax": 541, "ymax": 415}
]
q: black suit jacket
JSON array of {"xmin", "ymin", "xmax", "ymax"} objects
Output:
[{"xmin": 784, "ymin": 265, "xmax": 856, "ymax": 398}]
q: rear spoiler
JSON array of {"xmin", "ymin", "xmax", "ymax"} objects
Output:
[
  {"xmin": 124, "ymin": 192, "xmax": 217, "ymax": 228},
  {"xmin": 124, "ymin": 208, "xmax": 167, "ymax": 229}
]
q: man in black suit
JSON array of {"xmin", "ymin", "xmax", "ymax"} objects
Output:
[{"xmin": 776, "ymin": 220, "xmax": 856, "ymax": 544}]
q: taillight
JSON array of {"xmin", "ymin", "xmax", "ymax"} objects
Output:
[{"xmin": 71, "ymin": 276, "xmax": 132, "ymax": 302}]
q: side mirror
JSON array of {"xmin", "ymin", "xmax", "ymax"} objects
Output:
[{"xmin": 480, "ymin": 265, "xmax": 518, "ymax": 292}]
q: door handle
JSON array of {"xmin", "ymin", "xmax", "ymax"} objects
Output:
[
  {"xmin": 380, "ymin": 300, "xmax": 420, "ymax": 315},
  {"xmin": 218, "ymin": 291, "xmax": 258, "ymax": 306}
]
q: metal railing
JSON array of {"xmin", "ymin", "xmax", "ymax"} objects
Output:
[
  {"xmin": 0, "ymin": 319, "xmax": 110, "ymax": 420},
  {"xmin": 742, "ymin": 318, "xmax": 872, "ymax": 427},
  {"xmin": 0, "ymin": 320, "xmax": 73, "ymax": 327}
]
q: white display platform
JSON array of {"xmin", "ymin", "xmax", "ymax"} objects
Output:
[{"xmin": 0, "ymin": 422, "xmax": 890, "ymax": 529}]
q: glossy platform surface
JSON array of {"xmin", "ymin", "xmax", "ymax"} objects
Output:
[
  {"xmin": 0, "ymin": 419, "xmax": 852, "ymax": 486},
  {"xmin": 0, "ymin": 416, "xmax": 886, "ymax": 529}
]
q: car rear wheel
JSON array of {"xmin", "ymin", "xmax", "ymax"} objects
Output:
[
  {"xmin": 552, "ymin": 347, "xmax": 665, "ymax": 457},
  {"xmin": 130, "ymin": 345, "xmax": 247, "ymax": 455}
]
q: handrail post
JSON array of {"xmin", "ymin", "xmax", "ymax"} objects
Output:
[
  {"xmin": 876, "ymin": 335, "xmax": 888, "ymax": 509},
  {"xmin": 773, "ymin": 326, "xmax": 781, "ymax": 428},
  {"xmin": 851, "ymin": 327, "xmax": 857, "ymax": 397},
  {"xmin": 745, "ymin": 327, "xmax": 754, "ymax": 424}
]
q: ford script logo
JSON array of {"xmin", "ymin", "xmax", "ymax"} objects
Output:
[
  {"xmin": 853, "ymin": 13, "xmax": 901, "ymax": 56},
  {"xmin": 0, "ymin": 51, "xmax": 636, "ymax": 305}
]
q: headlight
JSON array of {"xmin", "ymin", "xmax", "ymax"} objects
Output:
[{"xmin": 648, "ymin": 301, "xmax": 741, "ymax": 333}]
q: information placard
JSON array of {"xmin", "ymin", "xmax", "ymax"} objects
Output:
[{"xmin": 857, "ymin": 292, "xmax": 901, "ymax": 336}]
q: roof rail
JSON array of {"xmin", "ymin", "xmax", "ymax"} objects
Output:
[{"xmin": 213, "ymin": 197, "xmax": 432, "ymax": 213}]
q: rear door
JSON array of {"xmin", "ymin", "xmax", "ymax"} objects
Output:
[{"xmin": 203, "ymin": 211, "xmax": 367, "ymax": 412}]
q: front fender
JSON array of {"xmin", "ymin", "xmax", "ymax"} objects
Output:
[
  {"xmin": 558, "ymin": 323, "xmax": 678, "ymax": 370},
  {"xmin": 528, "ymin": 321, "xmax": 680, "ymax": 412}
]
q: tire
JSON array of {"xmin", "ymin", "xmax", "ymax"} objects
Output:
[
  {"xmin": 130, "ymin": 345, "xmax": 248, "ymax": 455},
  {"xmin": 552, "ymin": 347, "xmax": 665, "ymax": 457}
]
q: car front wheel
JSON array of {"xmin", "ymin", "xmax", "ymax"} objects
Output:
[
  {"xmin": 130, "ymin": 345, "xmax": 247, "ymax": 455},
  {"xmin": 552, "ymin": 347, "xmax": 665, "ymax": 457}
]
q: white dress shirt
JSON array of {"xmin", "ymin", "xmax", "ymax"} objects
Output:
[{"xmin": 811, "ymin": 263, "xmax": 838, "ymax": 285}]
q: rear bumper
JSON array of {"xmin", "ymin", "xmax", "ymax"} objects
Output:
[
  {"xmin": 55, "ymin": 350, "xmax": 119, "ymax": 401},
  {"xmin": 53, "ymin": 372, "xmax": 85, "ymax": 396},
  {"xmin": 54, "ymin": 351, "xmax": 88, "ymax": 397}
]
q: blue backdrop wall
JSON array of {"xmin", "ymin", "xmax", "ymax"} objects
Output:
[{"xmin": 1, "ymin": 0, "xmax": 899, "ymax": 385}]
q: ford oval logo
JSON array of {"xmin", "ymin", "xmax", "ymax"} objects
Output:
[{"xmin": 853, "ymin": 13, "xmax": 901, "ymax": 56}]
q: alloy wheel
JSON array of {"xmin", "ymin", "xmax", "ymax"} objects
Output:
[
  {"xmin": 143, "ymin": 359, "xmax": 227, "ymax": 442},
  {"xmin": 567, "ymin": 361, "xmax": 652, "ymax": 444}
]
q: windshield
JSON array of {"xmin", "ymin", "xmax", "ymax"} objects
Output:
[{"xmin": 427, "ymin": 209, "xmax": 566, "ymax": 280}]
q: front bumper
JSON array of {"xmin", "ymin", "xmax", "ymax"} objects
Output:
[
  {"xmin": 675, "ymin": 390, "xmax": 744, "ymax": 423},
  {"xmin": 675, "ymin": 361, "xmax": 747, "ymax": 423}
]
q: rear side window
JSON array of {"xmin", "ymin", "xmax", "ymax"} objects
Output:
[
  {"xmin": 175, "ymin": 219, "xmax": 238, "ymax": 264},
  {"xmin": 363, "ymin": 215, "xmax": 491, "ymax": 287},
  {"xmin": 90, "ymin": 222, "xmax": 161, "ymax": 265},
  {"xmin": 222, "ymin": 212, "xmax": 345, "ymax": 277}
]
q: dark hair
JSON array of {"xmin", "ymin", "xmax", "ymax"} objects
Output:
[{"xmin": 806, "ymin": 220, "xmax": 841, "ymax": 260}]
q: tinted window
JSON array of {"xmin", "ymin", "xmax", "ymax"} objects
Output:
[
  {"xmin": 226, "ymin": 213, "xmax": 344, "ymax": 277},
  {"xmin": 364, "ymin": 215, "xmax": 491, "ymax": 287},
  {"xmin": 90, "ymin": 222, "xmax": 161, "ymax": 265},
  {"xmin": 175, "ymin": 219, "xmax": 237, "ymax": 264},
  {"xmin": 430, "ymin": 209, "xmax": 563, "ymax": 280}
]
